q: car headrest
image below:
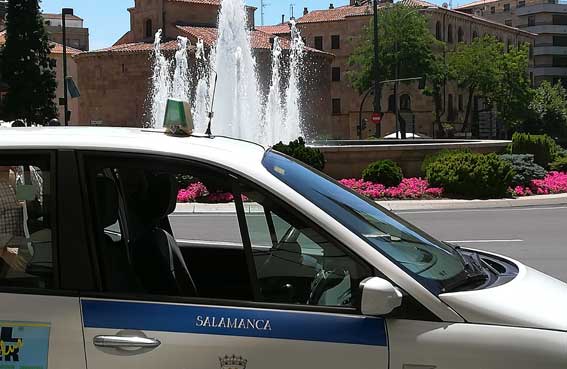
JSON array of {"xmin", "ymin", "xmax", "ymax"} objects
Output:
[
  {"xmin": 95, "ymin": 177, "xmax": 119, "ymax": 229},
  {"xmin": 141, "ymin": 173, "xmax": 178, "ymax": 224}
]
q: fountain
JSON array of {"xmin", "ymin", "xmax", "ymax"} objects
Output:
[{"xmin": 148, "ymin": 0, "xmax": 306, "ymax": 145}]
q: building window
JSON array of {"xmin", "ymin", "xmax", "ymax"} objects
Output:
[
  {"xmin": 447, "ymin": 24, "xmax": 453, "ymax": 43},
  {"xmin": 458, "ymin": 94, "xmax": 464, "ymax": 111},
  {"xmin": 448, "ymin": 94, "xmax": 455, "ymax": 120},
  {"xmin": 472, "ymin": 30, "xmax": 478, "ymax": 40},
  {"xmin": 314, "ymin": 36, "xmax": 323, "ymax": 50},
  {"xmin": 503, "ymin": 3, "xmax": 510, "ymax": 11},
  {"xmin": 507, "ymin": 39, "xmax": 512, "ymax": 51},
  {"xmin": 331, "ymin": 35, "xmax": 340, "ymax": 49},
  {"xmin": 458, "ymin": 27, "xmax": 464, "ymax": 42},
  {"xmin": 145, "ymin": 19, "xmax": 153, "ymax": 39},
  {"xmin": 490, "ymin": 6, "xmax": 496, "ymax": 13},
  {"xmin": 400, "ymin": 94, "xmax": 411, "ymax": 111},
  {"xmin": 553, "ymin": 55, "xmax": 567, "ymax": 67},
  {"xmin": 45, "ymin": 20, "xmax": 51, "ymax": 26},
  {"xmin": 505, "ymin": 19, "xmax": 513, "ymax": 26},
  {"xmin": 435, "ymin": 21, "xmax": 442, "ymax": 41},
  {"xmin": 528, "ymin": 16, "xmax": 536, "ymax": 26},
  {"xmin": 553, "ymin": 14, "xmax": 567, "ymax": 25},
  {"xmin": 331, "ymin": 67, "xmax": 341, "ymax": 82},
  {"xmin": 332, "ymin": 98, "xmax": 341, "ymax": 114},
  {"xmin": 549, "ymin": 0, "xmax": 556, "ymax": 4},
  {"xmin": 518, "ymin": 0, "xmax": 525, "ymax": 7},
  {"xmin": 553, "ymin": 35, "xmax": 567, "ymax": 46}
]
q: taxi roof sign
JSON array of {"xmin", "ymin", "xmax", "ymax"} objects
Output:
[{"xmin": 164, "ymin": 98, "xmax": 194, "ymax": 136}]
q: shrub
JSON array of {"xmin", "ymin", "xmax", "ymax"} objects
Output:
[
  {"xmin": 511, "ymin": 132, "xmax": 561, "ymax": 167},
  {"xmin": 499, "ymin": 154, "xmax": 547, "ymax": 187},
  {"xmin": 273, "ymin": 137, "xmax": 325, "ymax": 171},
  {"xmin": 426, "ymin": 152, "xmax": 514, "ymax": 199},
  {"xmin": 362, "ymin": 160, "xmax": 403, "ymax": 187},
  {"xmin": 550, "ymin": 156, "xmax": 567, "ymax": 172},
  {"xmin": 421, "ymin": 148, "xmax": 472, "ymax": 175}
]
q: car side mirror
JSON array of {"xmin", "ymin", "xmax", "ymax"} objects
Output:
[{"xmin": 360, "ymin": 277, "xmax": 403, "ymax": 316}]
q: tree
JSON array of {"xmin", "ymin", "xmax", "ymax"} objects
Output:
[
  {"xmin": 492, "ymin": 43, "xmax": 532, "ymax": 129},
  {"xmin": 1, "ymin": 0, "xmax": 57, "ymax": 125},
  {"xmin": 423, "ymin": 55, "xmax": 448, "ymax": 137},
  {"xmin": 348, "ymin": 4, "xmax": 440, "ymax": 99},
  {"xmin": 448, "ymin": 35, "xmax": 503, "ymax": 132},
  {"xmin": 522, "ymin": 81, "xmax": 567, "ymax": 141}
]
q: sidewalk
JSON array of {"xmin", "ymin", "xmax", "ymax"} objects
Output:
[{"xmin": 174, "ymin": 193, "xmax": 567, "ymax": 213}]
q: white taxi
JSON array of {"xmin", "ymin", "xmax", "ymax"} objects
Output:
[{"xmin": 0, "ymin": 127, "xmax": 565, "ymax": 369}]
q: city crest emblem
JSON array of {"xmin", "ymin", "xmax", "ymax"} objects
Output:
[{"xmin": 219, "ymin": 354, "xmax": 248, "ymax": 369}]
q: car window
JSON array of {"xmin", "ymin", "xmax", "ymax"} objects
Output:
[
  {"xmin": 0, "ymin": 157, "xmax": 53, "ymax": 290},
  {"xmin": 241, "ymin": 186, "xmax": 372, "ymax": 307},
  {"xmin": 262, "ymin": 150, "xmax": 466, "ymax": 295},
  {"xmin": 85, "ymin": 155, "xmax": 252, "ymax": 300},
  {"xmin": 85, "ymin": 154, "xmax": 371, "ymax": 310}
]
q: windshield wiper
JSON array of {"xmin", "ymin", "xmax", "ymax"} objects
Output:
[{"xmin": 443, "ymin": 271, "xmax": 489, "ymax": 292}]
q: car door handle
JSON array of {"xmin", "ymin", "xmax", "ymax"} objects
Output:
[{"xmin": 93, "ymin": 335, "xmax": 161, "ymax": 348}]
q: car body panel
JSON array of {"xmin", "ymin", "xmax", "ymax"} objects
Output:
[{"xmin": 441, "ymin": 261, "xmax": 567, "ymax": 331}]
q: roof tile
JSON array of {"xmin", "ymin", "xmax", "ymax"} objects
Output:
[{"xmin": 297, "ymin": 4, "xmax": 373, "ymax": 24}]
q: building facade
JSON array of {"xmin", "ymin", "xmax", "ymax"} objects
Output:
[
  {"xmin": 43, "ymin": 13, "xmax": 90, "ymax": 51},
  {"xmin": 74, "ymin": 0, "xmax": 332, "ymax": 135},
  {"xmin": 456, "ymin": 0, "xmax": 567, "ymax": 86},
  {"xmin": 287, "ymin": 0, "xmax": 535, "ymax": 139}
]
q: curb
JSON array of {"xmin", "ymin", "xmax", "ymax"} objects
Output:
[
  {"xmin": 174, "ymin": 193, "xmax": 567, "ymax": 213},
  {"xmin": 377, "ymin": 193, "xmax": 567, "ymax": 211}
]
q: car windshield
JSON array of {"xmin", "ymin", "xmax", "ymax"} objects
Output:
[{"xmin": 262, "ymin": 149, "xmax": 467, "ymax": 295}]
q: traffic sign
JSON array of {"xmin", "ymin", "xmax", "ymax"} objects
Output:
[{"xmin": 371, "ymin": 112, "xmax": 383, "ymax": 124}]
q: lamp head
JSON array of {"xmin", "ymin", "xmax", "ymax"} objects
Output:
[{"xmin": 163, "ymin": 98, "xmax": 194, "ymax": 136}]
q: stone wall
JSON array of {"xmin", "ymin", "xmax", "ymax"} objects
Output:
[
  {"xmin": 75, "ymin": 51, "xmax": 158, "ymax": 126},
  {"xmin": 316, "ymin": 140, "xmax": 511, "ymax": 179}
]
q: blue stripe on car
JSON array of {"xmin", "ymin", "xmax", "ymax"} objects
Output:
[{"xmin": 82, "ymin": 300, "xmax": 387, "ymax": 346}]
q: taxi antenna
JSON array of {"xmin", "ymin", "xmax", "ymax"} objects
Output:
[{"xmin": 205, "ymin": 72, "xmax": 218, "ymax": 136}]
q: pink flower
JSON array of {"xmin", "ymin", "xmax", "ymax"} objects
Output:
[{"xmin": 340, "ymin": 177, "xmax": 444, "ymax": 200}]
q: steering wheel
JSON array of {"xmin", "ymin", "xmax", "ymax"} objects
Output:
[{"xmin": 307, "ymin": 264, "xmax": 349, "ymax": 305}]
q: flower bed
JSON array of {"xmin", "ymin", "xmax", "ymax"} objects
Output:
[
  {"xmin": 339, "ymin": 178, "xmax": 444, "ymax": 200},
  {"xmin": 177, "ymin": 182, "xmax": 247, "ymax": 203},
  {"xmin": 513, "ymin": 171, "xmax": 567, "ymax": 197}
]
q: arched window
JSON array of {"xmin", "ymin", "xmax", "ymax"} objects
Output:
[
  {"xmin": 400, "ymin": 94, "xmax": 411, "ymax": 111},
  {"xmin": 435, "ymin": 21, "xmax": 442, "ymax": 41},
  {"xmin": 457, "ymin": 27, "xmax": 464, "ymax": 42},
  {"xmin": 447, "ymin": 24, "xmax": 453, "ymax": 43},
  {"xmin": 145, "ymin": 19, "xmax": 153, "ymax": 39},
  {"xmin": 388, "ymin": 95, "xmax": 396, "ymax": 112}
]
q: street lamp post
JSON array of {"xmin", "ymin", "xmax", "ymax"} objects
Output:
[
  {"xmin": 61, "ymin": 8, "xmax": 73, "ymax": 126},
  {"xmin": 372, "ymin": 0, "xmax": 381, "ymax": 138}
]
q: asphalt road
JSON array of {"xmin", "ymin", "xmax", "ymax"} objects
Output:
[{"xmin": 170, "ymin": 205, "xmax": 567, "ymax": 282}]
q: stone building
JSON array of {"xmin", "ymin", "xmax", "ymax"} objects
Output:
[
  {"xmin": 285, "ymin": 0, "xmax": 536, "ymax": 139},
  {"xmin": 43, "ymin": 13, "xmax": 90, "ymax": 51},
  {"xmin": 74, "ymin": 0, "xmax": 332, "ymax": 134},
  {"xmin": 456, "ymin": 0, "xmax": 567, "ymax": 86}
]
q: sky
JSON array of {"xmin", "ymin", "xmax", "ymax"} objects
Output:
[{"xmin": 41, "ymin": 0, "xmax": 447, "ymax": 50}]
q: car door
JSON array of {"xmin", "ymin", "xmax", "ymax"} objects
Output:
[
  {"xmin": 0, "ymin": 151, "xmax": 88, "ymax": 369},
  {"xmin": 78, "ymin": 152, "xmax": 389, "ymax": 369}
]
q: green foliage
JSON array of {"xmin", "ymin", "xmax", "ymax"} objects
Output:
[
  {"xmin": 521, "ymin": 81, "xmax": 567, "ymax": 141},
  {"xmin": 273, "ymin": 137, "xmax": 325, "ymax": 171},
  {"xmin": 493, "ymin": 43, "xmax": 533, "ymax": 127},
  {"xmin": 421, "ymin": 148, "xmax": 472, "ymax": 175},
  {"xmin": 347, "ymin": 4, "xmax": 440, "ymax": 94},
  {"xmin": 550, "ymin": 156, "xmax": 567, "ymax": 172},
  {"xmin": 362, "ymin": 160, "xmax": 403, "ymax": 187},
  {"xmin": 1, "ymin": 0, "xmax": 57, "ymax": 125},
  {"xmin": 448, "ymin": 36, "xmax": 504, "ymax": 130},
  {"xmin": 426, "ymin": 152, "xmax": 514, "ymax": 199},
  {"xmin": 511, "ymin": 132, "xmax": 561, "ymax": 167},
  {"xmin": 499, "ymin": 154, "xmax": 547, "ymax": 186}
]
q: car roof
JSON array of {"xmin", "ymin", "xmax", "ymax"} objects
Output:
[{"xmin": 0, "ymin": 127, "xmax": 267, "ymax": 171}]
